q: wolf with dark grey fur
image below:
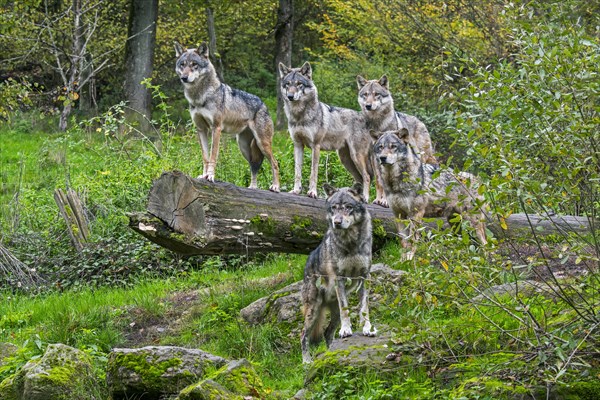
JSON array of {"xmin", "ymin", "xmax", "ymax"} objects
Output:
[
  {"xmin": 175, "ymin": 41, "xmax": 280, "ymax": 191},
  {"xmin": 301, "ymin": 183, "xmax": 376, "ymax": 364},
  {"xmin": 372, "ymin": 129, "xmax": 487, "ymax": 261},
  {"xmin": 279, "ymin": 62, "xmax": 384, "ymax": 203},
  {"xmin": 357, "ymin": 75, "xmax": 437, "ymax": 166}
]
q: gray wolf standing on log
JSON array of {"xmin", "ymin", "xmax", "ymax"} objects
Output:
[
  {"xmin": 372, "ymin": 129, "xmax": 487, "ymax": 261},
  {"xmin": 278, "ymin": 62, "xmax": 383, "ymax": 203},
  {"xmin": 301, "ymin": 183, "xmax": 376, "ymax": 364},
  {"xmin": 175, "ymin": 42, "xmax": 280, "ymax": 192},
  {"xmin": 357, "ymin": 75, "xmax": 437, "ymax": 166}
]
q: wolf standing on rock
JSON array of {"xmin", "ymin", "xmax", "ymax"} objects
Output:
[
  {"xmin": 301, "ymin": 183, "xmax": 376, "ymax": 364},
  {"xmin": 175, "ymin": 42, "xmax": 280, "ymax": 192},
  {"xmin": 357, "ymin": 75, "xmax": 437, "ymax": 166},
  {"xmin": 279, "ymin": 62, "xmax": 383, "ymax": 203}
]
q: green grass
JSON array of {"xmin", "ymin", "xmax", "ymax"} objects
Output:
[{"xmin": 1, "ymin": 111, "xmax": 598, "ymax": 399}]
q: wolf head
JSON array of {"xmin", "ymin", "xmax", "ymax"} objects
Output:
[
  {"xmin": 371, "ymin": 128, "xmax": 413, "ymax": 166},
  {"xmin": 174, "ymin": 41, "xmax": 214, "ymax": 85},
  {"xmin": 278, "ymin": 62, "xmax": 316, "ymax": 102},
  {"xmin": 357, "ymin": 75, "xmax": 393, "ymax": 112},
  {"xmin": 323, "ymin": 183, "xmax": 367, "ymax": 230}
]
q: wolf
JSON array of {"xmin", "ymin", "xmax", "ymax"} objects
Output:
[
  {"xmin": 301, "ymin": 183, "xmax": 376, "ymax": 364},
  {"xmin": 372, "ymin": 129, "xmax": 487, "ymax": 261},
  {"xmin": 175, "ymin": 42, "xmax": 280, "ymax": 191},
  {"xmin": 357, "ymin": 75, "xmax": 437, "ymax": 165},
  {"xmin": 278, "ymin": 62, "xmax": 384, "ymax": 204}
]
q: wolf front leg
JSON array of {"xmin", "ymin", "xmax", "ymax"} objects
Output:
[
  {"xmin": 204, "ymin": 124, "xmax": 222, "ymax": 182},
  {"xmin": 290, "ymin": 141, "xmax": 304, "ymax": 195},
  {"xmin": 395, "ymin": 218, "xmax": 416, "ymax": 261},
  {"xmin": 196, "ymin": 128, "xmax": 211, "ymax": 180},
  {"xmin": 307, "ymin": 144, "xmax": 321, "ymax": 198},
  {"xmin": 335, "ymin": 276, "xmax": 353, "ymax": 338},
  {"xmin": 357, "ymin": 277, "xmax": 377, "ymax": 337}
]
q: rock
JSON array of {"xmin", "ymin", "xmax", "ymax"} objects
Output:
[
  {"xmin": 305, "ymin": 332, "xmax": 397, "ymax": 384},
  {"xmin": 107, "ymin": 346, "xmax": 228, "ymax": 400},
  {"xmin": 177, "ymin": 358, "xmax": 266, "ymax": 400},
  {"xmin": 0, "ymin": 343, "xmax": 18, "ymax": 367},
  {"xmin": 2, "ymin": 343, "xmax": 102, "ymax": 400},
  {"xmin": 240, "ymin": 281, "xmax": 303, "ymax": 326},
  {"xmin": 177, "ymin": 379, "xmax": 243, "ymax": 400},
  {"xmin": 240, "ymin": 264, "xmax": 405, "ymax": 326}
]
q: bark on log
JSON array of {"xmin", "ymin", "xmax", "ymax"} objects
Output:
[{"xmin": 128, "ymin": 171, "xmax": 595, "ymax": 256}]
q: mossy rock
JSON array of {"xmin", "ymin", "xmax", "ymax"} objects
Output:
[
  {"xmin": 177, "ymin": 379, "xmax": 244, "ymax": 400},
  {"xmin": 6, "ymin": 343, "xmax": 102, "ymax": 400},
  {"xmin": 0, "ymin": 343, "xmax": 18, "ymax": 367},
  {"xmin": 305, "ymin": 332, "xmax": 401, "ymax": 384},
  {"xmin": 212, "ymin": 358, "xmax": 266, "ymax": 398},
  {"xmin": 178, "ymin": 359, "xmax": 267, "ymax": 400},
  {"xmin": 107, "ymin": 346, "xmax": 228, "ymax": 400},
  {"xmin": 0, "ymin": 376, "xmax": 18, "ymax": 400}
]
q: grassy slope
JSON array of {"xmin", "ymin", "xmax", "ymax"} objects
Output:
[{"xmin": 1, "ymin": 119, "xmax": 598, "ymax": 399}]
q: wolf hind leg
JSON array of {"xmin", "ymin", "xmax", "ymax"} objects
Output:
[
  {"xmin": 338, "ymin": 145, "xmax": 370, "ymax": 202},
  {"xmin": 301, "ymin": 300, "xmax": 326, "ymax": 364},
  {"xmin": 324, "ymin": 303, "xmax": 340, "ymax": 348},
  {"xmin": 238, "ymin": 128, "xmax": 264, "ymax": 189},
  {"xmin": 249, "ymin": 111, "xmax": 281, "ymax": 192}
]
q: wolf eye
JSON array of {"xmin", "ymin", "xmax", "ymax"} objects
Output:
[{"xmin": 390, "ymin": 144, "xmax": 397, "ymax": 149}]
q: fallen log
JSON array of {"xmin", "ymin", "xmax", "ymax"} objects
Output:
[{"xmin": 128, "ymin": 171, "xmax": 595, "ymax": 256}]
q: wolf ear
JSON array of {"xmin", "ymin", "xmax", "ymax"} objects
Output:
[
  {"xmin": 323, "ymin": 183, "xmax": 337, "ymax": 197},
  {"xmin": 300, "ymin": 61, "xmax": 312, "ymax": 79},
  {"xmin": 395, "ymin": 128, "xmax": 410, "ymax": 142},
  {"xmin": 174, "ymin": 41, "xmax": 185, "ymax": 57},
  {"xmin": 369, "ymin": 129, "xmax": 382, "ymax": 141},
  {"xmin": 197, "ymin": 42, "xmax": 209, "ymax": 58},
  {"xmin": 278, "ymin": 62, "xmax": 290, "ymax": 78},
  {"xmin": 357, "ymin": 75, "xmax": 368, "ymax": 89},
  {"xmin": 379, "ymin": 75, "xmax": 389, "ymax": 89},
  {"xmin": 349, "ymin": 183, "xmax": 364, "ymax": 200}
]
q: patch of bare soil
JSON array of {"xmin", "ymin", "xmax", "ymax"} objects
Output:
[{"xmin": 119, "ymin": 272, "xmax": 294, "ymax": 347}]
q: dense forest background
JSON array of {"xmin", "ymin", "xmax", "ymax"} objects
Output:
[{"xmin": 0, "ymin": 1, "xmax": 599, "ymax": 399}]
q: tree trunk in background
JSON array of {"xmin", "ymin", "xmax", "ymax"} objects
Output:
[
  {"xmin": 274, "ymin": 0, "xmax": 293, "ymax": 130},
  {"xmin": 123, "ymin": 0, "xmax": 158, "ymax": 140},
  {"xmin": 59, "ymin": 0, "xmax": 83, "ymax": 131},
  {"xmin": 206, "ymin": 6, "xmax": 224, "ymax": 81}
]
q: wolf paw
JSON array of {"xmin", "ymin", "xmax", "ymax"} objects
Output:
[
  {"xmin": 401, "ymin": 251, "xmax": 415, "ymax": 261},
  {"xmin": 198, "ymin": 173, "xmax": 215, "ymax": 182},
  {"xmin": 362, "ymin": 323, "xmax": 377, "ymax": 337},
  {"xmin": 269, "ymin": 184, "xmax": 280, "ymax": 193},
  {"xmin": 289, "ymin": 188, "xmax": 301, "ymax": 195},
  {"xmin": 307, "ymin": 190, "xmax": 318, "ymax": 199},
  {"xmin": 338, "ymin": 325, "xmax": 353, "ymax": 338},
  {"xmin": 373, "ymin": 198, "xmax": 389, "ymax": 208}
]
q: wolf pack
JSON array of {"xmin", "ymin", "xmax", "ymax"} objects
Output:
[{"xmin": 175, "ymin": 42, "xmax": 488, "ymax": 363}]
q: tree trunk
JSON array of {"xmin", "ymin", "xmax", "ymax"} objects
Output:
[
  {"xmin": 206, "ymin": 6, "xmax": 224, "ymax": 81},
  {"xmin": 123, "ymin": 0, "xmax": 158, "ymax": 138},
  {"xmin": 128, "ymin": 171, "xmax": 596, "ymax": 256},
  {"xmin": 59, "ymin": 0, "xmax": 84, "ymax": 131},
  {"xmin": 274, "ymin": 0, "xmax": 293, "ymax": 130}
]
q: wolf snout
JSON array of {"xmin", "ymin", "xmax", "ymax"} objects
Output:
[
  {"xmin": 180, "ymin": 76, "xmax": 189, "ymax": 83},
  {"xmin": 333, "ymin": 217, "xmax": 344, "ymax": 228},
  {"xmin": 378, "ymin": 156, "xmax": 387, "ymax": 164},
  {"xmin": 287, "ymin": 94, "xmax": 296, "ymax": 101},
  {"xmin": 365, "ymin": 104, "xmax": 373, "ymax": 110}
]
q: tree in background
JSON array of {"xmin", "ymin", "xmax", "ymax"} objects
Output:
[
  {"xmin": 274, "ymin": 0, "xmax": 293, "ymax": 130},
  {"xmin": 123, "ymin": 0, "xmax": 158, "ymax": 139}
]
